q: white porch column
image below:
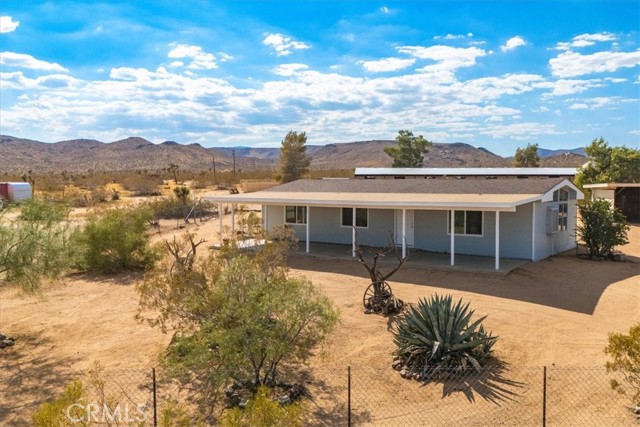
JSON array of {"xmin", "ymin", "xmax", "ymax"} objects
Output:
[
  {"xmin": 531, "ymin": 202, "xmax": 536, "ymax": 261},
  {"xmin": 402, "ymin": 208, "xmax": 407, "ymax": 259},
  {"xmin": 495, "ymin": 211, "xmax": 500, "ymax": 270},
  {"xmin": 352, "ymin": 207, "xmax": 356, "ymax": 257},
  {"xmin": 450, "ymin": 210, "xmax": 455, "ymax": 266},
  {"xmin": 262, "ymin": 204, "xmax": 267, "ymax": 232},
  {"xmin": 306, "ymin": 206, "xmax": 310, "ymax": 254},
  {"xmin": 231, "ymin": 204, "xmax": 235, "ymax": 236},
  {"xmin": 218, "ymin": 203, "xmax": 223, "ymax": 242}
]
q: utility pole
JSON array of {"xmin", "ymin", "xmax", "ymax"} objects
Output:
[
  {"xmin": 232, "ymin": 149, "xmax": 236, "ymax": 182},
  {"xmin": 211, "ymin": 154, "xmax": 217, "ymax": 183}
]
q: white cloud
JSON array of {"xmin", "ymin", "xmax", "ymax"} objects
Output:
[
  {"xmin": 0, "ymin": 16, "xmax": 19, "ymax": 33},
  {"xmin": 167, "ymin": 44, "xmax": 218, "ymax": 69},
  {"xmin": 568, "ymin": 103, "xmax": 589, "ymax": 110},
  {"xmin": 380, "ymin": 6, "xmax": 390, "ymax": 14},
  {"xmin": 535, "ymin": 78, "xmax": 604, "ymax": 96},
  {"xmin": 555, "ymin": 32, "xmax": 617, "ymax": 51},
  {"xmin": 567, "ymin": 96, "xmax": 624, "ymax": 110},
  {"xmin": 360, "ymin": 57, "xmax": 415, "ymax": 73},
  {"xmin": 262, "ymin": 33, "xmax": 310, "ymax": 56},
  {"xmin": 501, "ymin": 36, "xmax": 526, "ymax": 52},
  {"xmin": 549, "ymin": 49, "xmax": 640, "ymax": 77},
  {"xmin": 0, "ymin": 52, "xmax": 68, "ymax": 72},
  {"xmin": 480, "ymin": 122, "xmax": 562, "ymax": 139},
  {"xmin": 0, "ymin": 71, "xmax": 80, "ymax": 90},
  {"xmin": 218, "ymin": 52, "xmax": 233, "ymax": 62},
  {"xmin": 434, "ymin": 33, "xmax": 471, "ymax": 40},
  {"xmin": 629, "ymin": 130, "xmax": 640, "ymax": 135},
  {"xmin": 397, "ymin": 45, "xmax": 486, "ymax": 72},
  {"xmin": 272, "ymin": 63, "xmax": 309, "ymax": 76}
]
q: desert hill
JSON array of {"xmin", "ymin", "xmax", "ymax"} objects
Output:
[{"xmin": 0, "ymin": 135, "xmax": 586, "ymax": 173}]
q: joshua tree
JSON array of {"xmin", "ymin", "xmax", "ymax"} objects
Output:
[{"xmin": 167, "ymin": 163, "xmax": 180, "ymax": 184}]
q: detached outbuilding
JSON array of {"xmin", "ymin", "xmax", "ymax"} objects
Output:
[
  {"xmin": 583, "ymin": 183, "xmax": 640, "ymax": 223},
  {"xmin": 0, "ymin": 182, "xmax": 32, "ymax": 205},
  {"xmin": 206, "ymin": 176, "xmax": 583, "ymax": 270}
]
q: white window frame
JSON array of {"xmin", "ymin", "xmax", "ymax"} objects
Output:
[
  {"xmin": 553, "ymin": 189, "xmax": 569, "ymax": 231},
  {"xmin": 284, "ymin": 206, "xmax": 307, "ymax": 225},
  {"xmin": 446, "ymin": 210, "xmax": 484, "ymax": 237},
  {"xmin": 340, "ymin": 207, "xmax": 369, "ymax": 229}
]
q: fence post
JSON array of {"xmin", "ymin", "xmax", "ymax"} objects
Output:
[
  {"xmin": 542, "ymin": 366, "xmax": 547, "ymax": 427},
  {"xmin": 347, "ymin": 366, "xmax": 352, "ymax": 427},
  {"xmin": 152, "ymin": 367, "xmax": 158, "ymax": 427}
]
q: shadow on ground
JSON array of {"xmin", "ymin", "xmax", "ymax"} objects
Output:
[
  {"xmin": 288, "ymin": 251, "xmax": 639, "ymax": 315},
  {"xmin": 0, "ymin": 331, "xmax": 80, "ymax": 426}
]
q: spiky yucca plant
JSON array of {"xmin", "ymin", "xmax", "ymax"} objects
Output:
[{"xmin": 393, "ymin": 294, "xmax": 497, "ymax": 376}]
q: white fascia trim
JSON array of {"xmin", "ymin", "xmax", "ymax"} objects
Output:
[
  {"xmin": 540, "ymin": 179, "xmax": 584, "ymax": 202},
  {"xmin": 583, "ymin": 183, "xmax": 640, "ymax": 189},
  {"xmin": 204, "ymin": 196, "xmax": 523, "ymax": 211}
]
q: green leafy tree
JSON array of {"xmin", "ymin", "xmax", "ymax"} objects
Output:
[
  {"xmin": 384, "ymin": 130, "xmax": 432, "ymax": 168},
  {"xmin": 136, "ymin": 230, "xmax": 338, "ymax": 413},
  {"xmin": 279, "ymin": 131, "xmax": 311, "ymax": 183},
  {"xmin": 0, "ymin": 200, "xmax": 76, "ymax": 293},
  {"xmin": 513, "ymin": 143, "xmax": 540, "ymax": 167},
  {"xmin": 577, "ymin": 198, "xmax": 629, "ymax": 259},
  {"xmin": 575, "ymin": 137, "xmax": 640, "ymax": 188},
  {"xmin": 605, "ymin": 323, "xmax": 640, "ymax": 406},
  {"xmin": 76, "ymin": 206, "xmax": 158, "ymax": 273}
]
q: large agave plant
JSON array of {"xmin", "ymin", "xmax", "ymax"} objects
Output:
[{"xmin": 392, "ymin": 294, "xmax": 497, "ymax": 377}]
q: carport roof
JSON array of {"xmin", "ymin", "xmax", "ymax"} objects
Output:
[{"xmin": 205, "ymin": 178, "xmax": 582, "ymax": 211}]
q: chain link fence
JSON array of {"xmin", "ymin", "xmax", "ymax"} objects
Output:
[{"xmin": 0, "ymin": 364, "xmax": 636, "ymax": 426}]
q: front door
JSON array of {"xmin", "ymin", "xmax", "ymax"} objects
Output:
[{"xmin": 395, "ymin": 209, "xmax": 415, "ymax": 247}]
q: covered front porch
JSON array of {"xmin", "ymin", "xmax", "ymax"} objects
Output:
[{"xmin": 286, "ymin": 242, "xmax": 528, "ymax": 275}]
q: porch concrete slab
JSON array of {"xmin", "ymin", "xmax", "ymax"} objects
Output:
[{"xmin": 289, "ymin": 243, "xmax": 528, "ymax": 275}]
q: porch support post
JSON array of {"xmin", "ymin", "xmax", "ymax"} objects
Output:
[
  {"xmin": 262, "ymin": 204, "xmax": 267, "ymax": 232},
  {"xmin": 450, "ymin": 210, "xmax": 455, "ymax": 266},
  {"xmin": 495, "ymin": 211, "xmax": 500, "ymax": 270},
  {"xmin": 531, "ymin": 202, "xmax": 536, "ymax": 261},
  {"xmin": 352, "ymin": 207, "xmax": 356, "ymax": 257},
  {"xmin": 218, "ymin": 203, "xmax": 223, "ymax": 242},
  {"xmin": 230, "ymin": 204, "xmax": 235, "ymax": 237},
  {"xmin": 402, "ymin": 208, "xmax": 407, "ymax": 259},
  {"xmin": 306, "ymin": 206, "xmax": 310, "ymax": 254}
]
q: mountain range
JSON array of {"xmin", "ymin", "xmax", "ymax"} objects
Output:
[{"xmin": 0, "ymin": 135, "xmax": 587, "ymax": 174}]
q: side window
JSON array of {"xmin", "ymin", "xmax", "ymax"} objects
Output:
[
  {"xmin": 342, "ymin": 208, "xmax": 368, "ymax": 227},
  {"xmin": 285, "ymin": 206, "xmax": 307, "ymax": 224},
  {"xmin": 448, "ymin": 210, "xmax": 483, "ymax": 236}
]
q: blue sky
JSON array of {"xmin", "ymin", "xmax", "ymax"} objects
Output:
[{"xmin": 1, "ymin": 1, "xmax": 639, "ymax": 156}]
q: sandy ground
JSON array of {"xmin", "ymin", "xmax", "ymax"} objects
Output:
[{"xmin": 0, "ymin": 200, "xmax": 638, "ymax": 425}]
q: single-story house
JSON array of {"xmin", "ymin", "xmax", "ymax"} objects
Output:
[
  {"xmin": 583, "ymin": 183, "xmax": 640, "ymax": 222},
  {"xmin": 206, "ymin": 176, "xmax": 583, "ymax": 270}
]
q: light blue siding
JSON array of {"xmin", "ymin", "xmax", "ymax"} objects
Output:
[{"xmin": 262, "ymin": 200, "xmax": 577, "ymax": 261}]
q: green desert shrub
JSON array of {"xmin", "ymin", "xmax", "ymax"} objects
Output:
[
  {"xmin": 605, "ymin": 323, "xmax": 640, "ymax": 405},
  {"xmin": 577, "ymin": 198, "xmax": 629, "ymax": 259},
  {"xmin": 76, "ymin": 206, "xmax": 158, "ymax": 273},
  {"xmin": 1, "ymin": 201, "xmax": 77, "ymax": 293},
  {"xmin": 393, "ymin": 294, "xmax": 497, "ymax": 376},
  {"xmin": 220, "ymin": 386, "xmax": 306, "ymax": 427},
  {"xmin": 32, "ymin": 380, "xmax": 87, "ymax": 426}
]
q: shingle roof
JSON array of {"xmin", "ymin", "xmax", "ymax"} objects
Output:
[{"xmin": 264, "ymin": 178, "xmax": 566, "ymax": 195}]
